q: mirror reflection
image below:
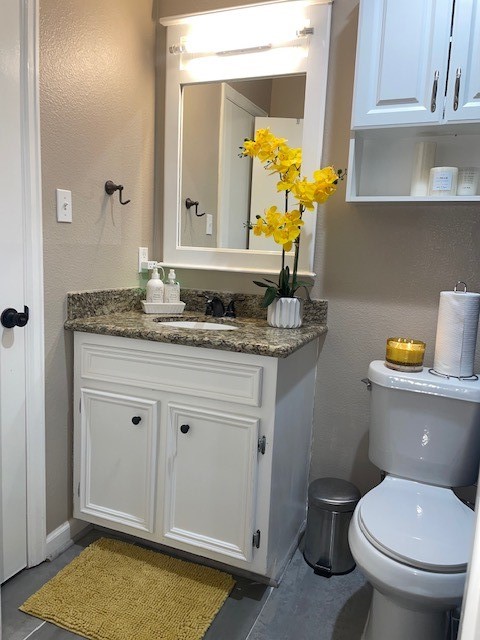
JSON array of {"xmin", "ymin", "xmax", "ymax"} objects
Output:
[{"xmin": 180, "ymin": 74, "xmax": 306, "ymax": 251}]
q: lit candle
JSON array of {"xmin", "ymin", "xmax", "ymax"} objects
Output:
[{"xmin": 385, "ymin": 338, "xmax": 426, "ymax": 372}]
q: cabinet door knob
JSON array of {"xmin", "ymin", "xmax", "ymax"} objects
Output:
[
  {"xmin": 131, "ymin": 416, "xmax": 142, "ymax": 425},
  {"xmin": 180, "ymin": 424, "xmax": 190, "ymax": 434}
]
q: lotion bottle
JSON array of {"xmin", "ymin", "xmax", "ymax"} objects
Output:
[
  {"xmin": 164, "ymin": 269, "xmax": 180, "ymax": 303},
  {"xmin": 146, "ymin": 265, "xmax": 165, "ymax": 303}
]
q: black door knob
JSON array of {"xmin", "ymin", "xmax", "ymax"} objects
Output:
[
  {"xmin": 131, "ymin": 416, "xmax": 142, "ymax": 425},
  {"xmin": 1, "ymin": 306, "xmax": 29, "ymax": 328},
  {"xmin": 180, "ymin": 424, "xmax": 190, "ymax": 434}
]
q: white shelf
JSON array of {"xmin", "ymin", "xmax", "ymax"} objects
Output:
[
  {"xmin": 349, "ymin": 196, "xmax": 480, "ymax": 204},
  {"xmin": 347, "ymin": 127, "xmax": 480, "ymax": 203}
]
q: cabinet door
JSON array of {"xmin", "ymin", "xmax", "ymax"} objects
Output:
[
  {"xmin": 445, "ymin": 0, "xmax": 480, "ymax": 122},
  {"xmin": 164, "ymin": 403, "xmax": 259, "ymax": 563},
  {"xmin": 77, "ymin": 389, "xmax": 159, "ymax": 534},
  {"xmin": 352, "ymin": 0, "xmax": 453, "ymax": 127}
]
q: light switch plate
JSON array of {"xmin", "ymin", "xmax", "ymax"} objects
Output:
[
  {"xmin": 206, "ymin": 214, "xmax": 213, "ymax": 235},
  {"xmin": 56, "ymin": 189, "xmax": 72, "ymax": 223}
]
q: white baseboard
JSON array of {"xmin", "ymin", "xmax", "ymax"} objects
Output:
[{"xmin": 46, "ymin": 518, "xmax": 92, "ymax": 560}]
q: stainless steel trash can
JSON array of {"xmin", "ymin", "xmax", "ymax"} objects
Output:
[{"xmin": 303, "ymin": 477, "xmax": 361, "ymax": 577}]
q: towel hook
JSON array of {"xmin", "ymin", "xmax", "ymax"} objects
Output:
[
  {"xmin": 185, "ymin": 197, "xmax": 206, "ymax": 217},
  {"xmin": 105, "ymin": 180, "xmax": 131, "ymax": 205}
]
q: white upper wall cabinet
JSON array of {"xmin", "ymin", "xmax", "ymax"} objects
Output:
[
  {"xmin": 352, "ymin": 0, "xmax": 453, "ymax": 128},
  {"xmin": 347, "ymin": 0, "xmax": 480, "ymax": 202},
  {"xmin": 445, "ymin": 0, "xmax": 480, "ymax": 123},
  {"xmin": 352, "ymin": 0, "xmax": 480, "ymax": 129}
]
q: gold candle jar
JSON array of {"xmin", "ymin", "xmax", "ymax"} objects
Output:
[{"xmin": 385, "ymin": 338, "xmax": 426, "ymax": 373}]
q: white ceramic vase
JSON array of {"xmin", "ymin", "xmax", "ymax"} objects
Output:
[{"xmin": 267, "ymin": 297, "xmax": 303, "ymax": 328}]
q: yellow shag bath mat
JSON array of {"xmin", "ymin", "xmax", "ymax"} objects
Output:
[{"xmin": 20, "ymin": 537, "xmax": 235, "ymax": 640}]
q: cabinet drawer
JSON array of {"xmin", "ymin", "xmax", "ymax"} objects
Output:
[{"xmin": 80, "ymin": 341, "xmax": 263, "ymax": 407}]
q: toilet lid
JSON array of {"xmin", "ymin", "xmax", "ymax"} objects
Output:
[{"xmin": 358, "ymin": 476, "xmax": 475, "ymax": 573}]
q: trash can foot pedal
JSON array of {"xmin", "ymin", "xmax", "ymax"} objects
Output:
[{"xmin": 313, "ymin": 562, "xmax": 332, "ymax": 578}]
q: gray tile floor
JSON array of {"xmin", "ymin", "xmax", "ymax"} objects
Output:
[{"xmin": 2, "ymin": 531, "xmax": 370, "ymax": 640}]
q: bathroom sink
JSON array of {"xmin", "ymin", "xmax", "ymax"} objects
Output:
[{"xmin": 158, "ymin": 321, "xmax": 238, "ymax": 331}]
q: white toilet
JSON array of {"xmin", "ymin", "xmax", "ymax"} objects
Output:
[{"xmin": 349, "ymin": 360, "xmax": 480, "ymax": 640}]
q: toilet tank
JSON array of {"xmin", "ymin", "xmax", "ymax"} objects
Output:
[{"xmin": 367, "ymin": 360, "xmax": 480, "ymax": 487}]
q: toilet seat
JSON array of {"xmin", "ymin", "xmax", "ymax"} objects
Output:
[{"xmin": 358, "ymin": 476, "xmax": 474, "ymax": 573}]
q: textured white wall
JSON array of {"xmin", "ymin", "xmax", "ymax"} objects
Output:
[
  {"xmin": 40, "ymin": 0, "xmax": 156, "ymax": 532},
  {"xmin": 159, "ymin": 0, "xmax": 480, "ymax": 495},
  {"xmin": 311, "ymin": 0, "xmax": 480, "ymax": 493},
  {"xmin": 39, "ymin": 0, "xmax": 480, "ymax": 536}
]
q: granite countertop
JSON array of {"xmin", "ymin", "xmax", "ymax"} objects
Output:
[{"xmin": 64, "ymin": 288, "xmax": 328, "ymax": 358}]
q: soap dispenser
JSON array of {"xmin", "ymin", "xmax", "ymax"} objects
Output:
[
  {"xmin": 164, "ymin": 269, "xmax": 180, "ymax": 303},
  {"xmin": 146, "ymin": 265, "xmax": 165, "ymax": 303}
]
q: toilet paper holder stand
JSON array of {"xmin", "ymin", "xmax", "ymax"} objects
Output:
[
  {"xmin": 428, "ymin": 368, "xmax": 478, "ymax": 381},
  {"xmin": 454, "ymin": 281, "xmax": 468, "ymax": 293},
  {"xmin": 429, "ymin": 281, "xmax": 479, "ymax": 381}
]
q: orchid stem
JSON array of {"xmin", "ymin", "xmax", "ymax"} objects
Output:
[
  {"xmin": 284, "ymin": 189, "xmax": 290, "ymax": 293},
  {"xmin": 291, "ymin": 204, "xmax": 303, "ymax": 294}
]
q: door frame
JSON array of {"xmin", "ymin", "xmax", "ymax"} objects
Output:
[{"xmin": 18, "ymin": 0, "xmax": 46, "ymax": 568}]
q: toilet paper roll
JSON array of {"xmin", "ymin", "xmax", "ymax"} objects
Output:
[
  {"xmin": 433, "ymin": 290, "xmax": 480, "ymax": 377},
  {"xmin": 410, "ymin": 141, "xmax": 437, "ymax": 196}
]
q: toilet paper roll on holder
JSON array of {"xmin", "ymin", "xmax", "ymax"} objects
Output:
[{"xmin": 429, "ymin": 281, "xmax": 479, "ymax": 381}]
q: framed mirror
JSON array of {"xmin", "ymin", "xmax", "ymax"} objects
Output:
[
  {"xmin": 181, "ymin": 76, "xmax": 306, "ymax": 251},
  {"xmin": 160, "ymin": 0, "xmax": 332, "ymax": 276}
]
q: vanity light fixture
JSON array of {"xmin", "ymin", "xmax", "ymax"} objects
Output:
[
  {"xmin": 183, "ymin": 46, "xmax": 309, "ymax": 78},
  {"xmin": 169, "ymin": 27, "xmax": 314, "ymax": 58},
  {"xmin": 167, "ymin": 1, "xmax": 314, "ymax": 59}
]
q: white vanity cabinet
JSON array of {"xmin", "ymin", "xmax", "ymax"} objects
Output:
[
  {"xmin": 73, "ymin": 332, "xmax": 318, "ymax": 581},
  {"xmin": 347, "ymin": 0, "xmax": 480, "ymax": 202}
]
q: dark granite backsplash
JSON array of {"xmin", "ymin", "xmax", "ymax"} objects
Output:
[
  {"xmin": 67, "ymin": 287, "xmax": 327, "ymax": 324},
  {"xmin": 67, "ymin": 287, "xmax": 144, "ymax": 320}
]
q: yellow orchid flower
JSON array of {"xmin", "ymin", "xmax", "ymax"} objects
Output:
[
  {"xmin": 252, "ymin": 217, "xmax": 267, "ymax": 236},
  {"xmin": 284, "ymin": 208, "xmax": 304, "ymax": 230},
  {"xmin": 252, "ymin": 206, "xmax": 283, "ymax": 239},
  {"xmin": 313, "ymin": 166, "xmax": 338, "ymax": 184},
  {"xmin": 242, "ymin": 128, "xmax": 287, "ymax": 163},
  {"xmin": 241, "ymin": 129, "xmax": 344, "ymax": 308},
  {"xmin": 264, "ymin": 205, "xmax": 282, "ymax": 224},
  {"xmin": 242, "ymin": 139, "xmax": 259, "ymax": 158},
  {"xmin": 312, "ymin": 166, "xmax": 339, "ymax": 202},
  {"xmin": 291, "ymin": 178, "xmax": 316, "ymax": 210},
  {"xmin": 276, "ymin": 165, "xmax": 301, "ymax": 192},
  {"xmin": 270, "ymin": 145, "xmax": 302, "ymax": 175},
  {"xmin": 267, "ymin": 209, "xmax": 303, "ymax": 251},
  {"xmin": 273, "ymin": 226, "xmax": 293, "ymax": 252}
]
